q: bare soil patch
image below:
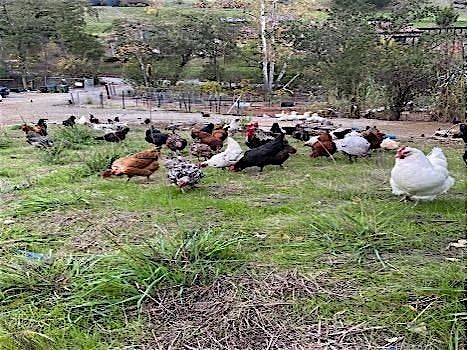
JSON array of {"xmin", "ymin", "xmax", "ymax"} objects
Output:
[{"xmin": 142, "ymin": 269, "xmax": 405, "ymax": 350}]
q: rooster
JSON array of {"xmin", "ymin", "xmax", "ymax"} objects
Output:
[
  {"xmin": 390, "ymin": 146, "xmax": 454, "ymax": 201},
  {"xmin": 102, "ymin": 148, "xmax": 159, "ymax": 181},
  {"xmin": 199, "ymin": 137, "xmax": 244, "ymax": 169},
  {"xmin": 245, "ymin": 122, "xmax": 274, "ymax": 149},
  {"xmin": 165, "ymin": 156, "xmax": 204, "ymax": 190}
]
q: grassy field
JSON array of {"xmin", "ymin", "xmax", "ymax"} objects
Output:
[{"xmin": 0, "ymin": 124, "xmax": 465, "ymax": 349}]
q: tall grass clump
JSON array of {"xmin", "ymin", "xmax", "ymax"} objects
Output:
[
  {"xmin": 307, "ymin": 203, "xmax": 400, "ymax": 258},
  {"xmin": 81, "ymin": 146, "xmax": 123, "ymax": 175},
  {"xmin": 14, "ymin": 192, "xmax": 91, "ymax": 216},
  {"xmin": 51, "ymin": 126, "xmax": 98, "ymax": 150}
]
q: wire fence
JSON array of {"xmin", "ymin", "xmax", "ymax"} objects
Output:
[{"xmin": 68, "ymin": 85, "xmax": 325, "ymax": 116}]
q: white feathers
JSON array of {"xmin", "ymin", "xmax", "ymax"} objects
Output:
[
  {"xmin": 335, "ymin": 131, "xmax": 370, "ymax": 157},
  {"xmin": 226, "ymin": 119, "xmax": 240, "ymax": 135},
  {"xmin": 201, "ymin": 137, "xmax": 244, "ymax": 168},
  {"xmin": 76, "ymin": 116, "xmax": 89, "ymax": 125},
  {"xmin": 390, "ymin": 147, "xmax": 454, "ymax": 201},
  {"xmin": 304, "ymin": 135, "xmax": 319, "ymax": 147},
  {"xmin": 380, "ymin": 138, "xmax": 400, "ymax": 150},
  {"xmin": 305, "ymin": 113, "xmax": 327, "ymax": 123}
]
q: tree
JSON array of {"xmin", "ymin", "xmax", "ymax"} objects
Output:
[
  {"xmin": 294, "ymin": 4, "xmax": 379, "ymax": 99},
  {"xmin": 113, "ymin": 20, "xmax": 155, "ymax": 87},
  {"xmin": 0, "ymin": 0, "xmax": 54, "ymax": 88},
  {"xmin": 114, "ymin": 14, "xmax": 239, "ymax": 85},
  {"xmin": 0, "ymin": 0, "xmax": 103, "ymax": 87},
  {"xmin": 376, "ymin": 44, "xmax": 435, "ymax": 120},
  {"xmin": 435, "ymin": 6, "xmax": 459, "ymax": 27}
]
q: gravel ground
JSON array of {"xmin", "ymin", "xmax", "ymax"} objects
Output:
[{"xmin": 0, "ymin": 81, "xmax": 453, "ymax": 138}]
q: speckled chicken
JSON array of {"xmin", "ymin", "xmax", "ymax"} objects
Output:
[
  {"xmin": 165, "ymin": 156, "xmax": 204, "ymax": 190},
  {"xmin": 190, "ymin": 140, "xmax": 213, "ymax": 160},
  {"xmin": 166, "ymin": 132, "xmax": 187, "ymax": 152},
  {"xmin": 102, "ymin": 148, "xmax": 159, "ymax": 181},
  {"xmin": 25, "ymin": 132, "xmax": 53, "ymax": 148}
]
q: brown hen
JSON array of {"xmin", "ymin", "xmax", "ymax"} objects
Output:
[
  {"xmin": 21, "ymin": 123, "xmax": 47, "ymax": 136},
  {"xmin": 102, "ymin": 148, "xmax": 159, "ymax": 181},
  {"xmin": 212, "ymin": 128, "xmax": 228, "ymax": 141},
  {"xmin": 362, "ymin": 126, "xmax": 384, "ymax": 149},
  {"xmin": 309, "ymin": 132, "xmax": 337, "ymax": 158},
  {"xmin": 191, "ymin": 130, "xmax": 223, "ymax": 151}
]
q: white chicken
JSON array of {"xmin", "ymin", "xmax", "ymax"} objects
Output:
[
  {"xmin": 335, "ymin": 131, "xmax": 370, "ymax": 160},
  {"xmin": 199, "ymin": 137, "xmax": 244, "ymax": 168},
  {"xmin": 76, "ymin": 116, "xmax": 89, "ymax": 125},
  {"xmin": 381, "ymin": 138, "xmax": 400, "ymax": 151},
  {"xmin": 225, "ymin": 118, "xmax": 240, "ymax": 135},
  {"xmin": 390, "ymin": 146, "xmax": 454, "ymax": 201},
  {"xmin": 306, "ymin": 113, "xmax": 327, "ymax": 123},
  {"xmin": 304, "ymin": 135, "xmax": 319, "ymax": 146}
]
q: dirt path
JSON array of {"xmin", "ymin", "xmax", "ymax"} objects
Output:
[{"xmin": 0, "ymin": 90, "xmax": 453, "ymax": 138}]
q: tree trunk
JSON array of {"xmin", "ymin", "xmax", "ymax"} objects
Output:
[
  {"xmin": 389, "ymin": 104, "xmax": 402, "ymax": 121},
  {"xmin": 21, "ymin": 73, "xmax": 28, "ymax": 90},
  {"xmin": 260, "ymin": 0, "xmax": 271, "ymax": 100},
  {"xmin": 136, "ymin": 55, "xmax": 149, "ymax": 87}
]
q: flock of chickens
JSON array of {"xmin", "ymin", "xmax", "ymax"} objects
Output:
[{"xmin": 18, "ymin": 113, "xmax": 465, "ymax": 200}]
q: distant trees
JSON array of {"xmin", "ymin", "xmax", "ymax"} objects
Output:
[
  {"xmin": 435, "ymin": 6, "xmax": 459, "ymax": 27},
  {"xmin": 113, "ymin": 14, "xmax": 239, "ymax": 86},
  {"xmin": 0, "ymin": 0, "xmax": 103, "ymax": 88}
]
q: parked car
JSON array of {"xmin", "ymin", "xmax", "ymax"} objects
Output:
[
  {"xmin": 38, "ymin": 84, "xmax": 69, "ymax": 93},
  {"xmin": 0, "ymin": 86, "xmax": 10, "ymax": 98}
]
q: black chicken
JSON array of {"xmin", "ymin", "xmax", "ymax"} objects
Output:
[
  {"xmin": 201, "ymin": 123, "xmax": 214, "ymax": 133},
  {"xmin": 62, "ymin": 116, "xmax": 76, "ymax": 127},
  {"xmin": 270, "ymin": 123, "xmax": 283, "ymax": 135},
  {"xmin": 36, "ymin": 119, "xmax": 48, "ymax": 135},
  {"xmin": 453, "ymin": 123, "xmax": 467, "ymax": 163},
  {"xmin": 89, "ymin": 114, "xmax": 100, "ymax": 124},
  {"xmin": 95, "ymin": 127, "xmax": 130, "ymax": 142},
  {"xmin": 145, "ymin": 127, "xmax": 169, "ymax": 147},
  {"xmin": 331, "ymin": 128, "xmax": 352, "ymax": 139},
  {"xmin": 231, "ymin": 134, "xmax": 296, "ymax": 172}
]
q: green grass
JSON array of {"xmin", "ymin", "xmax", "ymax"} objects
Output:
[{"xmin": 0, "ymin": 125, "xmax": 465, "ymax": 349}]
